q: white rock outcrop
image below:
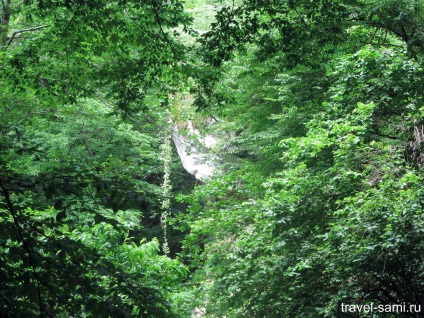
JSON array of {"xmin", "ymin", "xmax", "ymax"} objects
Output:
[{"xmin": 171, "ymin": 121, "xmax": 218, "ymax": 180}]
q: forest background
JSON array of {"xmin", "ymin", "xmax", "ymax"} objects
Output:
[{"xmin": 1, "ymin": 0, "xmax": 424, "ymax": 317}]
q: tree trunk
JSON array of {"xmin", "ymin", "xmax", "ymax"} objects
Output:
[{"xmin": 1, "ymin": 0, "xmax": 11, "ymax": 46}]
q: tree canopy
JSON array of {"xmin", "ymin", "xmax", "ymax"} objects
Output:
[
  {"xmin": 1, "ymin": 0, "xmax": 190, "ymax": 316},
  {"xmin": 178, "ymin": 0, "xmax": 424, "ymax": 316}
]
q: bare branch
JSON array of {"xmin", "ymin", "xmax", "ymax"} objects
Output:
[{"xmin": 7, "ymin": 25, "xmax": 48, "ymax": 45}]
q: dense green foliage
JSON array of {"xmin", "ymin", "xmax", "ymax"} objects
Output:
[
  {"xmin": 1, "ymin": 0, "xmax": 190, "ymax": 316},
  {"xmin": 178, "ymin": 0, "xmax": 424, "ymax": 317},
  {"xmin": 2, "ymin": 0, "xmax": 424, "ymax": 317}
]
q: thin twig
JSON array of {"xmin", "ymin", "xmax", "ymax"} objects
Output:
[
  {"xmin": 54, "ymin": 2, "xmax": 83, "ymax": 45},
  {"xmin": 288, "ymin": 1, "xmax": 309, "ymax": 31},
  {"xmin": 149, "ymin": 0, "xmax": 177, "ymax": 56}
]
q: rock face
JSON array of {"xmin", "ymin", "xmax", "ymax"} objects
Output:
[{"xmin": 171, "ymin": 121, "xmax": 217, "ymax": 181}]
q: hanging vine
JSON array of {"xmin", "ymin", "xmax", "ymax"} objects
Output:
[{"xmin": 160, "ymin": 122, "xmax": 172, "ymax": 256}]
